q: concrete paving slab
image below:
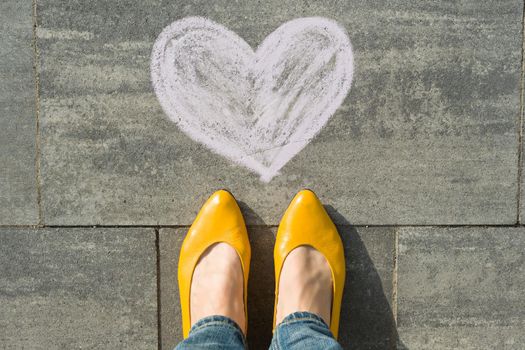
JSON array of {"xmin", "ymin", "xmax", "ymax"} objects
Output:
[
  {"xmin": 0, "ymin": 228, "xmax": 158, "ymax": 349},
  {"xmin": 37, "ymin": 0, "xmax": 522, "ymax": 225},
  {"xmin": 159, "ymin": 226, "xmax": 396, "ymax": 349},
  {"xmin": 0, "ymin": 0, "xmax": 38, "ymax": 224},
  {"xmin": 397, "ymin": 227, "xmax": 525, "ymax": 350}
]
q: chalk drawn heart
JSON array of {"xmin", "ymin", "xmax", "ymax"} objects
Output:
[{"xmin": 151, "ymin": 17, "xmax": 353, "ymax": 182}]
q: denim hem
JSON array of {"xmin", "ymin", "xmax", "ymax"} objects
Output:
[
  {"xmin": 278, "ymin": 311, "xmax": 330, "ymax": 329},
  {"xmin": 270, "ymin": 311, "xmax": 341, "ymax": 350},
  {"xmin": 190, "ymin": 315, "xmax": 244, "ymax": 334},
  {"xmin": 188, "ymin": 315, "xmax": 247, "ymax": 346}
]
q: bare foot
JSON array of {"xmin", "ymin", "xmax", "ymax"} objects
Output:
[
  {"xmin": 191, "ymin": 243, "xmax": 245, "ymax": 333},
  {"xmin": 276, "ymin": 246, "xmax": 332, "ymax": 325}
]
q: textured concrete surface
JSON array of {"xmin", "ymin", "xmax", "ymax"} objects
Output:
[
  {"xmin": 37, "ymin": 0, "xmax": 522, "ymax": 225},
  {"xmin": 159, "ymin": 226, "xmax": 396, "ymax": 349},
  {"xmin": 2, "ymin": 0, "xmax": 525, "ymax": 349},
  {"xmin": 397, "ymin": 227, "xmax": 525, "ymax": 350},
  {"xmin": 0, "ymin": 228, "xmax": 158, "ymax": 349},
  {"xmin": 0, "ymin": 0, "xmax": 38, "ymax": 224}
]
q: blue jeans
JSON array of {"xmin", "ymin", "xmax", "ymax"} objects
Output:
[{"xmin": 175, "ymin": 311, "xmax": 343, "ymax": 349}]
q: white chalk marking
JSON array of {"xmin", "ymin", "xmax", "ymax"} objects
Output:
[{"xmin": 151, "ymin": 17, "xmax": 354, "ymax": 182}]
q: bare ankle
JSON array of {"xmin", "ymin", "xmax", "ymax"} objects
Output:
[
  {"xmin": 276, "ymin": 246, "xmax": 332, "ymax": 325},
  {"xmin": 190, "ymin": 243, "xmax": 246, "ymax": 332}
]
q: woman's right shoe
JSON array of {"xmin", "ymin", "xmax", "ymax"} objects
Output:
[{"xmin": 178, "ymin": 190, "xmax": 251, "ymax": 338}]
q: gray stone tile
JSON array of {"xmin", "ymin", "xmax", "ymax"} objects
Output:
[
  {"xmin": 339, "ymin": 226, "xmax": 397, "ymax": 350},
  {"xmin": 37, "ymin": 0, "xmax": 522, "ymax": 225},
  {"xmin": 0, "ymin": 0, "xmax": 38, "ymax": 224},
  {"xmin": 0, "ymin": 228, "xmax": 158, "ymax": 349},
  {"xmin": 397, "ymin": 227, "xmax": 525, "ymax": 350},
  {"xmin": 159, "ymin": 226, "xmax": 396, "ymax": 349},
  {"xmin": 159, "ymin": 227, "xmax": 184, "ymax": 350}
]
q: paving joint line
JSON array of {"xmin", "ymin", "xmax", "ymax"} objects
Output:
[
  {"xmin": 517, "ymin": 0, "xmax": 525, "ymax": 224},
  {"xmin": 2, "ymin": 224, "xmax": 523, "ymax": 228},
  {"xmin": 391, "ymin": 227, "xmax": 399, "ymax": 350},
  {"xmin": 155, "ymin": 228, "xmax": 162, "ymax": 350},
  {"xmin": 31, "ymin": 0, "xmax": 43, "ymax": 225}
]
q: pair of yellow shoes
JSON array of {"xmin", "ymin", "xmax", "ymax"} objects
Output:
[{"xmin": 178, "ymin": 189, "xmax": 346, "ymax": 339}]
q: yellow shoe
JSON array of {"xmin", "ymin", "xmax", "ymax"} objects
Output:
[
  {"xmin": 273, "ymin": 189, "xmax": 346, "ymax": 339},
  {"xmin": 178, "ymin": 190, "xmax": 251, "ymax": 338}
]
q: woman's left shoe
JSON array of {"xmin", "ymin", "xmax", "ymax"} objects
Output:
[
  {"xmin": 178, "ymin": 190, "xmax": 251, "ymax": 338},
  {"xmin": 273, "ymin": 189, "xmax": 346, "ymax": 339}
]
